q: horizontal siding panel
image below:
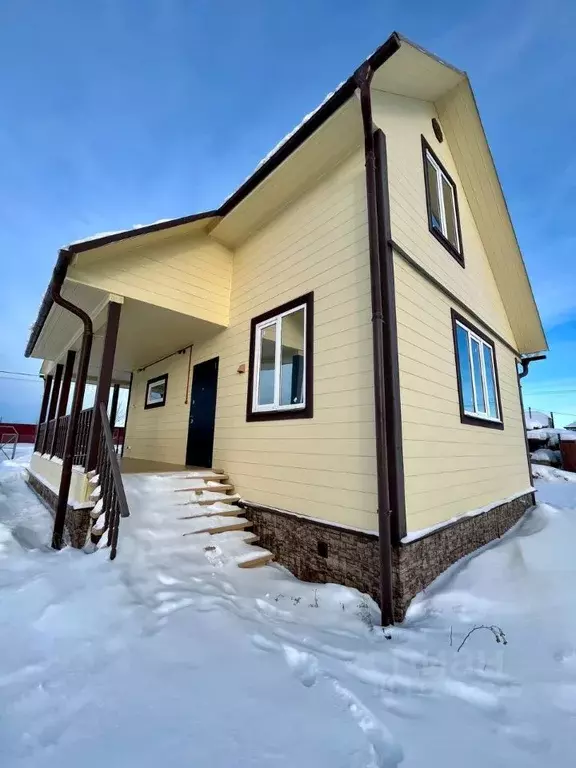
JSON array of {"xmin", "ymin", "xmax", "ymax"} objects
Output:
[{"xmin": 125, "ymin": 150, "xmax": 377, "ymax": 531}]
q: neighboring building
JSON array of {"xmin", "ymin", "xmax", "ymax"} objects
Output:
[
  {"xmin": 565, "ymin": 422, "xmax": 576, "ymax": 432},
  {"xmin": 525, "ymin": 409, "xmax": 553, "ymax": 429},
  {"xmin": 23, "ymin": 33, "xmax": 547, "ymax": 621},
  {"xmin": 0, "ymin": 422, "xmax": 36, "ymax": 444}
]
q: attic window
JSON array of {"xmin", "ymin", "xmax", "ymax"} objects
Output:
[{"xmin": 422, "ymin": 136, "xmax": 464, "ymax": 266}]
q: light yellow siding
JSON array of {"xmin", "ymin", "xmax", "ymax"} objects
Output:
[
  {"xmin": 125, "ymin": 151, "xmax": 379, "ymax": 531},
  {"xmin": 372, "ymin": 89, "xmax": 530, "ymax": 533},
  {"xmin": 395, "ymin": 256, "xmax": 529, "ymax": 531},
  {"xmin": 372, "ymin": 91, "xmax": 516, "ymax": 347},
  {"xmin": 124, "ymin": 350, "xmax": 193, "ymax": 465},
  {"xmin": 67, "ymin": 231, "xmax": 232, "ymax": 328}
]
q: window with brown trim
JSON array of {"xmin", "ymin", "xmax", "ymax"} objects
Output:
[
  {"xmin": 422, "ymin": 136, "xmax": 464, "ymax": 266},
  {"xmin": 144, "ymin": 373, "xmax": 168, "ymax": 409},
  {"xmin": 246, "ymin": 292, "xmax": 314, "ymax": 422},
  {"xmin": 451, "ymin": 310, "xmax": 503, "ymax": 430}
]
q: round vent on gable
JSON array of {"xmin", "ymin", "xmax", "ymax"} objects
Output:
[{"xmin": 432, "ymin": 118, "xmax": 444, "ymax": 143}]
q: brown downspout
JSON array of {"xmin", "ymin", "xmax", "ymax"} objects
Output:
[
  {"xmin": 50, "ymin": 250, "xmax": 94, "ymax": 550},
  {"xmin": 517, "ymin": 354, "xmax": 546, "ymax": 488},
  {"xmin": 355, "ymin": 63, "xmax": 395, "ymax": 626}
]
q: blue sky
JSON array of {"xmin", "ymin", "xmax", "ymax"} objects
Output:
[{"xmin": 1, "ymin": 0, "xmax": 575, "ymax": 424}]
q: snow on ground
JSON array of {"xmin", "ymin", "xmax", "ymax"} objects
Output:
[{"xmin": 1, "ymin": 450, "xmax": 576, "ymax": 767}]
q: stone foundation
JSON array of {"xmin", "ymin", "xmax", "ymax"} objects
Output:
[
  {"xmin": 240, "ymin": 502, "xmax": 380, "ymax": 598},
  {"xmin": 25, "ymin": 470, "xmax": 92, "ymax": 548},
  {"xmin": 392, "ymin": 491, "xmax": 535, "ymax": 621},
  {"xmin": 241, "ymin": 491, "xmax": 535, "ymax": 622}
]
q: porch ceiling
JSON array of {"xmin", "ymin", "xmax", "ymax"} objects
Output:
[
  {"xmin": 86, "ymin": 298, "xmax": 223, "ymax": 381},
  {"xmin": 37, "ymin": 283, "xmax": 224, "ymax": 383}
]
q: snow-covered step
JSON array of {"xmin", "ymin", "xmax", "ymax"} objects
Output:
[
  {"xmin": 235, "ymin": 546, "xmax": 274, "ymax": 569},
  {"xmin": 182, "ymin": 471, "xmax": 228, "ymax": 481},
  {"xmin": 184, "ymin": 517, "xmax": 253, "ymax": 536},
  {"xmin": 178, "ymin": 501, "xmax": 241, "ymax": 519},
  {"xmin": 210, "ymin": 530, "xmax": 259, "ymax": 546},
  {"xmin": 180, "ymin": 492, "xmax": 240, "ymax": 506},
  {"xmin": 173, "ymin": 483, "xmax": 235, "ymax": 494}
]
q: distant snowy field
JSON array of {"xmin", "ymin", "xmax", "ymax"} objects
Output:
[{"xmin": 1, "ymin": 447, "xmax": 576, "ymax": 767}]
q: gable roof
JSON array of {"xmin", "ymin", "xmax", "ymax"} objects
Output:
[{"xmin": 25, "ymin": 31, "xmax": 546, "ymax": 358}]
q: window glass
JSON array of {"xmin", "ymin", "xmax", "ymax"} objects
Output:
[
  {"xmin": 425, "ymin": 157, "xmax": 442, "ymax": 232},
  {"xmin": 280, "ymin": 308, "xmax": 305, "ymax": 406},
  {"xmin": 482, "ymin": 345, "xmax": 498, "ymax": 418},
  {"xmin": 257, "ymin": 324, "xmax": 276, "ymax": 406},
  {"xmin": 456, "ymin": 324, "xmax": 474, "ymax": 413},
  {"xmin": 424, "ymin": 142, "xmax": 462, "ymax": 260},
  {"xmin": 470, "ymin": 338, "xmax": 486, "ymax": 414},
  {"xmin": 454, "ymin": 319, "xmax": 500, "ymax": 424},
  {"xmin": 442, "ymin": 176, "xmax": 458, "ymax": 249}
]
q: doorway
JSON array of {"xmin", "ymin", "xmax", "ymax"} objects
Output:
[{"xmin": 186, "ymin": 357, "xmax": 219, "ymax": 468}]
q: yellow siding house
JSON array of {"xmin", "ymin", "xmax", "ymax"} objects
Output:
[{"xmin": 24, "ymin": 33, "xmax": 546, "ymax": 622}]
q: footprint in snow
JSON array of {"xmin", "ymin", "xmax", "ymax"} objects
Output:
[
  {"xmin": 282, "ymin": 645, "xmax": 318, "ymax": 688},
  {"xmin": 346, "ymin": 663, "xmax": 432, "ymax": 696},
  {"xmin": 390, "ymin": 646, "xmax": 444, "ymax": 669},
  {"xmin": 272, "ymin": 626, "xmax": 356, "ymax": 661},
  {"xmin": 332, "ymin": 679, "xmax": 404, "ymax": 768},
  {"xmin": 439, "ymin": 678, "xmax": 506, "ymax": 717},
  {"xmin": 498, "ymin": 722, "xmax": 550, "ymax": 753}
]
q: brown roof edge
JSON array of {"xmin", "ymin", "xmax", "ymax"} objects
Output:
[
  {"xmin": 25, "ymin": 32, "xmax": 404, "ymax": 359},
  {"xmin": 24, "ymin": 209, "xmax": 219, "ymax": 358},
  {"xmin": 219, "ymin": 32, "xmax": 402, "ymax": 217}
]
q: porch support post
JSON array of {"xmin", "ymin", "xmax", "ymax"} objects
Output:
[
  {"xmin": 42, "ymin": 364, "xmax": 63, "ymax": 454},
  {"xmin": 34, "ymin": 374, "xmax": 53, "ymax": 451},
  {"xmin": 121, "ymin": 373, "xmax": 133, "ymax": 457},
  {"xmin": 57, "ymin": 350, "xmax": 76, "ymax": 420},
  {"xmin": 109, "ymin": 383, "xmax": 120, "ymax": 431},
  {"xmin": 86, "ymin": 300, "xmax": 122, "ymax": 470},
  {"xmin": 50, "ymin": 351, "xmax": 76, "ymax": 455}
]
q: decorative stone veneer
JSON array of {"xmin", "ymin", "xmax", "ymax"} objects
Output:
[
  {"xmin": 25, "ymin": 470, "xmax": 92, "ymax": 548},
  {"xmin": 240, "ymin": 502, "xmax": 380, "ymax": 599},
  {"xmin": 392, "ymin": 491, "xmax": 535, "ymax": 621},
  {"xmin": 241, "ymin": 491, "xmax": 535, "ymax": 622}
]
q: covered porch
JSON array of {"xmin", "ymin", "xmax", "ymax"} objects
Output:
[{"xmin": 26, "ymin": 278, "xmax": 227, "ymax": 546}]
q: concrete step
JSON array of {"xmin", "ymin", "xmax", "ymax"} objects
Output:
[
  {"xmin": 183, "ymin": 517, "xmax": 253, "ymax": 536},
  {"xmin": 210, "ymin": 529, "xmax": 259, "ymax": 545},
  {"xmin": 178, "ymin": 501, "xmax": 241, "ymax": 519},
  {"xmin": 174, "ymin": 483, "xmax": 235, "ymax": 494},
  {"xmin": 235, "ymin": 546, "xmax": 274, "ymax": 569},
  {"xmin": 180, "ymin": 492, "xmax": 240, "ymax": 506}
]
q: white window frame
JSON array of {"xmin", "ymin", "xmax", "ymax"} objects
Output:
[
  {"xmin": 455, "ymin": 319, "xmax": 501, "ymax": 423},
  {"xmin": 252, "ymin": 303, "xmax": 307, "ymax": 413},
  {"xmin": 425, "ymin": 148, "xmax": 460, "ymax": 253}
]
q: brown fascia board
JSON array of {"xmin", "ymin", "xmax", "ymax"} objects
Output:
[
  {"xmin": 26, "ymin": 33, "xmax": 406, "ymax": 359},
  {"xmin": 24, "ymin": 209, "xmax": 219, "ymax": 358}
]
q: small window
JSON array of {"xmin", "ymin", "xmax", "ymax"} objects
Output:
[
  {"xmin": 422, "ymin": 136, "xmax": 463, "ymax": 265},
  {"xmin": 247, "ymin": 293, "xmax": 313, "ymax": 422},
  {"xmin": 452, "ymin": 311, "xmax": 503, "ymax": 429},
  {"xmin": 144, "ymin": 374, "xmax": 168, "ymax": 409}
]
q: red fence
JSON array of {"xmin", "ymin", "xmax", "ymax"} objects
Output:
[{"xmin": 0, "ymin": 423, "xmax": 37, "ymax": 444}]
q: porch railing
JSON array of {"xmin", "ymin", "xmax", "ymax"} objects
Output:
[
  {"xmin": 73, "ymin": 407, "xmax": 93, "ymax": 466},
  {"xmin": 91, "ymin": 402, "xmax": 130, "ymax": 559},
  {"xmin": 36, "ymin": 407, "xmax": 124, "ymax": 466},
  {"xmin": 52, "ymin": 414, "xmax": 70, "ymax": 460},
  {"xmin": 35, "ymin": 422, "xmax": 46, "ymax": 453}
]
